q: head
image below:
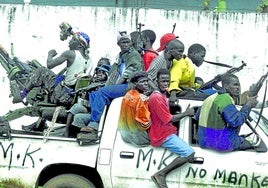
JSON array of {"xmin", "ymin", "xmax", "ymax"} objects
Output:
[
  {"xmin": 59, "ymin": 22, "xmax": 73, "ymax": 41},
  {"xmin": 69, "ymin": 32, "xmax": 90, "ymax": 50},
  {"xmin": 187, "ymin": 43, "xmax": 206, "ymax": 67},
  {"xmin": 130, "ymin": 71, "xmax": 149, "ymax": 94},
  {"xmin": 141, "ymin": 29, "xmax": 156, "ymax": 47},
  {"xmin": 165, "ymin": 39, "xmax": 185, "ymax": 61},
  {"xmin": 156, "ymin": 69, "xmax": 170, "ymax": 93},
  {"xmin": 157, "ymin": 33, "xmax": 178, "ymax": 52},
  {"xmin": 221, "ymin": 73, "xmax": 241, "ymax": 98},
  {"xmin": 93, "ymin": 64, "xmax": 111, "ymax": 82},
  {"xmin": 117, "ymin": 31, "xmax": 132, "ymax": 53},
  {"xmin": 97, "ymin": 57, "xmax": 111, "ymax": 67},
  {"xmin": 130, "ymin": 31, "xmax": 143, "ymax": 53}
]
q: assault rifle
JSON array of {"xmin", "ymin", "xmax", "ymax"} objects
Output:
[
  {"xmin": 248, "ymin": 67, "xmax": 268, "ymax": 97},
  {"xmin": 133, "ymin": 23, "xmax": 145, "ymax": 54},
  {"xmin": 199, "ymin": 61, "xmax": 247, "ymax": 90}
]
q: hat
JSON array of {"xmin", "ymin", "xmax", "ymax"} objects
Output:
[
  {"xmin": 117, "ymin": 31, "xmax": 131, "ymax": 43},
  {"xmin": 95, "ymin": 64, "xmax": 111, "ymax": 74},
  {"xmin": 156, "ymin": 33, "xmax": 178, "ymax": 52},
  {"xmin": 74, "ymin": 32, "xmax": 90, "ymax": 48},
  {"xmin": 130, "ymin": 71, "xmax": 148, "ymax": 83}
]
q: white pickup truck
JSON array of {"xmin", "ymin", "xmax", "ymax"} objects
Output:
[{"xmin": 0, "ymin": 97, "xmax": 268, "ymax": 188}]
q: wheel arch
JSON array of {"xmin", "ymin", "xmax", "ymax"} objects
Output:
[{"xmin": 35, "ymin": 163, "xmax": 104, "ymax": 188}]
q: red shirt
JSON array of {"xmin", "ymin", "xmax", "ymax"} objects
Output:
[
  {"xmin": 143, "ymin": 48, "xmax": 158, "ymax": 71},
  {"xmin": 148, "ymin": 91, "xmax": 177, "ymax": 146}
]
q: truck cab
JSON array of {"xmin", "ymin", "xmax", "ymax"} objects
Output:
[{"xmin": 0, "ymin": 97, "xmax": 268, "ymax": 188}]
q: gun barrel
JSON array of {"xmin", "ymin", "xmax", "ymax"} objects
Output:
[
  {"xmin": 249, "ymin": 71, "xmax": 268, "ymax": 97},
  {"xmin": 0, "ymin": 50, "xmax": 11, "ymax": 72},
  {"xmin": 199, "ymin": 61, "xmax": 246, "ymax": 90}
]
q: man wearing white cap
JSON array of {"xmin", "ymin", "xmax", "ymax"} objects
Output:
[{"xmin": 79, "ymin": 31, "xmax": 143, "ymax": 138}]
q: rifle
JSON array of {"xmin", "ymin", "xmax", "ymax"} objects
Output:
[
  {"xmin": 248, "ymin": 66, "xmax": 268, "ymax": 97},
  {"xmin": 199, "ymin": 61, "xmax": 247, "ymax": 90},
  {"xmin": 172, "ymin": 23, "xmax": 176, "ymax": 34},
  {"xmin": 133, "ymin": 23, "xmax": 145, "ymax": 54},
  {"xmin": 137, "ymin": 23, "xmax": 145, "ymax": 33}
]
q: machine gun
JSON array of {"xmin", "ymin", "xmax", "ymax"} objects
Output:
[
  {"xmin": 199, "ymin": 61, "xmax": 247, "ymax": 90},
  {"xmin": 0, "ymin": 44, "xmax": 42, "ymax": 87}
]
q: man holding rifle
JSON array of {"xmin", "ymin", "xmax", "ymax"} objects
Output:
[{"xmin": 195, "ymin": 73, "xmax": 264, "ymax": 152}]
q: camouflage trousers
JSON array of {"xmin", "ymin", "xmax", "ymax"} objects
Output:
[{"xmin": 26, "ymin": 66, "xmax": 74, "ymax": 107}]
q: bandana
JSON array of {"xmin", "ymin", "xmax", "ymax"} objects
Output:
[{"xmin": 74, "ymin": 32, "xmax": 90, "ymax": 48}]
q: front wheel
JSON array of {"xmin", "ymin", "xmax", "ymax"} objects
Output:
[{"xmin": 43, "ymin": 173, "xmax": 96, "ymax": 188}]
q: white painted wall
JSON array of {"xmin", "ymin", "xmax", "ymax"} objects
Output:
[{"xmin": 0, "ymin": 4, "xmax": 268, "ymax": 116}]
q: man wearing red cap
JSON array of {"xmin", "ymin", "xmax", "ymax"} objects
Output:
[
  {"xmin": 156, "ymin": 33, "xmax": 178, "ymax": 52},
  {"xmin": 146, "ymin": 38, "xmax": 184, "ymax": 91}
]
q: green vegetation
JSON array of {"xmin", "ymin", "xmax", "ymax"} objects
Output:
[
  {"xmin": 257, "ymin": 0, "xmax": 268, "ymax": 12},
  {"xmin": 0, "ymin": 178, "xmax": 27, "ymax": 188}
]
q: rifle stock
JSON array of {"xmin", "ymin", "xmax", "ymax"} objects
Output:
[{"xmin": 199, "ymin": 61, "xmax": 247, "ymax": 90}]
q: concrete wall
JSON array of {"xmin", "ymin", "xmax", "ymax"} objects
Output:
[
  {"xmin": 0, "ymin": 0, "xmax": 263, "ymax": 12},
  {"xmin": 0, "ymin": 4, "xmax": 268, "ymax": 113}
]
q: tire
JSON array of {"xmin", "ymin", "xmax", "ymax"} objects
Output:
[{"xmin": 43, "ymin": 173, "xmax": 96, "ymax": 188}]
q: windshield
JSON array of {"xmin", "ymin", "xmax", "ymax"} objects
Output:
[{"xmin": 250, "ymin": 109, "xmax": 268, "ymax": 136}]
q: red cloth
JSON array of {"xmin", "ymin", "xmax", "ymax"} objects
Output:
[
  {"xmin": 148, "ymin": 91, "xmax": 177, "ymax": 146},
  {"xmin": 143, "ymin": 48, "xmax": 158, "ymax": 71}
]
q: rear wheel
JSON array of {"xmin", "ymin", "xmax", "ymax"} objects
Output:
[{"xmin": 43, "ymin": 173, "xmax": 96, "ymax": 188}]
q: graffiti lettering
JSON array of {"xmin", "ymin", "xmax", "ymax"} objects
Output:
[
  {"xmin": 136, "ymin": 148, "xmax": 153, "ymax": 171},
  {"xmin": 214, "ymin": 169, "xmax": 226, "ymax": 182},
  {"xmin": 22, "ymin": 144, "xmax": 41, "ymax": 168},
  {"xmin": 186, "ymin": 167, "xmax": 268, "ymax": 188},
  {"xmin": 0, "ymin": 142, "xmax": 41, "ymax": 170},
  {"xmin": 137, "ymin": 148, "xmax": 175, "ymax": 171},
  {"xmin": 0, "ymin": 142, "xmax": 14, "ymax": 170},
  {"xmin": 185, "ymin": 167, "xmax": 207, "ymax": 179},
  {"xmin": 157, "ymin": 149, "xmax": 173, "ymax": 170}
]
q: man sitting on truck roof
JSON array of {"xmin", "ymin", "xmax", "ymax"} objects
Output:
[
  {"xmin": 118, "ymin": 71, "xmax": 151, "ymax": 147},
  {"xmin": 196, "ymin": 73, "xmax": 261, "ymax": 152},
  {"xmin": 78, "ymin": 31, "xmax": 143, "ymax": 137},
  {"xmin": 14, "ymin": 31, "xmax": 92, "ymax": 107}
]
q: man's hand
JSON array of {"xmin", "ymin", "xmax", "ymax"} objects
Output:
[
  {"xmin": 184, "ymin": 105, "xmax": 195, "ymax": 116},
  {"xmin": 48, "ymin": 49, "xmax": 57, "ymax": 57},
  {"xmin": 246, "ymin": 95, "xmax": 258, "ymax": 108},
  {"xmin": 169, "ymin": 91, "xmax": 177, "ymax": 107}
]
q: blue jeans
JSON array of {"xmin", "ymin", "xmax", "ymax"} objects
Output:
[
  {"xmin": 73, "ymin": 113, "xmax": 90, "ymax": 128},
  {"xmin": 162, "ymin": 134, "xmax": 195, "ymax": 157},
  {"xmin": 89, "ymin": 83, "xmax": 128, "ymax": 124}
]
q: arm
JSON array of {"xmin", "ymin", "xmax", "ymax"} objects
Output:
[
  {"xmin": 169, "ymin": 59, "xmax": 183, "ymax": 93},
  {"xmin": 171, "ymin": 106, "xmax": 195, "ymax": 123},
  {"xmin": 47, "ymin": 49, "xmax": 75, "ymax": 69},
  {"xmin": 118, "ymin": 50, "xmax": 142, "ymax": 84},
  {"xmin": 221, "ymin": 95, "xmax": 257, "ymax": 127}
]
